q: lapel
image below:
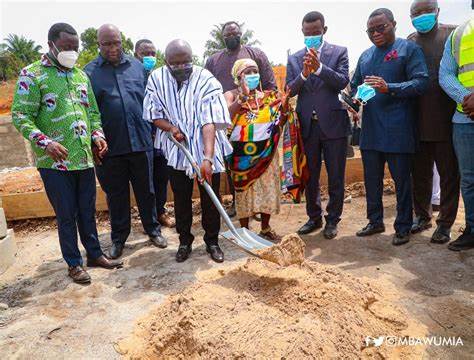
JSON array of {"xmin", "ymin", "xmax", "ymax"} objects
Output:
[{"xmin": 310, "ymin": 42, "xmax": 335, "ymax": 88}]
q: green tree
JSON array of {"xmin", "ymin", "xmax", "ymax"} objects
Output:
[
  {"xmin": 0, "ymin": 34, "xmax": 42, "ymax": 80},
  {"xmin": 203, "ymin": 22, "xmax": 260, "ymax": 59},
  {"xmin": 76, "ymin": 27, "xmax": 134, "ymax": 68},
  {"xmin": 2, "ymin": 34, "xmax": 41, "ymax": 64}
]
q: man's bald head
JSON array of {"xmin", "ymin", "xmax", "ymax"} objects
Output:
[
  {"xmin": 165, "ymin": 39, "xmax": 192, "ymax": 64},
  {"xmin": 97, "ymin": 24, "xmax": 123, "ymax": 65},
  {"xmin": 410, "ymin": 0, "xmax": 439, "ymax": 17},
  {"xmin": 97, "ymin": 24, "xmax": 120, "ymax": 41}
]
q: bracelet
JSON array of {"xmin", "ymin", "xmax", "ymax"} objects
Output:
[
  {"xmin": 238, "ymin": 94, "xmax": 249, "ymax": 104},
  {"xmin": 203, "ymin": 156, "xmax": 214, "ymax": 165}
]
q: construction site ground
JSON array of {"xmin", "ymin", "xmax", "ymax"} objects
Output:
[{"xmin": 0, "ymin": 193, "xmax": 472, "ymax": 359}]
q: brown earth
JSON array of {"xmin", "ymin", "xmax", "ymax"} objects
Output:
[
  {"xmin": 0, "ymin": 81, "xmax": 15, "ymax": 115},
  {"xmin": 117, "ymin": 257, "xmax": 426, "ymax": 359},
  {"xmin": 0, "ymin": 196, "xmax": 472, "ymax": 359}
]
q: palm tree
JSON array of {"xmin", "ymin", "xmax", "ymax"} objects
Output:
[
  {"xmin": 2, "ymin": 34, "xmax": 42, "ymax": 64},
  {"xmin": 203, "ymin": 22, "xmax": 260, "ymax": 59}
]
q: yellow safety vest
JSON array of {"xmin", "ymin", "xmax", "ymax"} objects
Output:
[{"xmin": 452, "ymin": 17, "xmax": 474, "ymax": 112}]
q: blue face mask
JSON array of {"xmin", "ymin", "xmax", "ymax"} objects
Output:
[
  {"xmin": 304, "ymin": 35, "xmax": 323, "ymax": 50},
  {"xmin": 411, "ymin": 13, "xmax": 437, "ymax": 33},
  {"xmin": 355, "ymin": 83, "xmax": 376, "ymax": 104},
  {"xmin": 143, "ymin": 56, "xmax": 157, "ymax": 71},
  {"xmin": 245, "ymin": 73, "xmax": 260, "ymax": 90}
]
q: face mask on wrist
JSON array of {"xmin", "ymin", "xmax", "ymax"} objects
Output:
[
  {"xmin": 244, "ymin": 73, "xmax": 260, "ymax": 90},
  {"xmin": 304, "ymin": 35, "xmax": 323, "ymax": 50},
  {"xmin": 411, "ymin": 13, "xmax": 437, "ymax": 33},
  {"xmin": 52, "ymin": 42, "xmax": 78, "ymax": 69},
  {"xmin": 225, "ymin": 36, "xmax": 241, "ymax": 50},
  {"xmin": 355, "ymin": 83, "xmax": 376, "ymax": 104},
  {"xmin": 143, "ymin": 56, "xmax": 157, "ymax": 71}
]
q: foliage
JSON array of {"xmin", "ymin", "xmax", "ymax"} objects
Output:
[
  {"xmin": 203, "ymin": 22, "xmax": 260, "ymax": 59},
  {"xmin": 0, "ymin": 34, "xmax": 42, "ymax": 81}
]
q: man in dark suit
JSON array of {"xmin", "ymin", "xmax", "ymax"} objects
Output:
[
  {"xmin": 351, "ymin": 8, "xmax": 428, "ymax": 245},
  {"xmin": 408, "ymin": 0, "xmax": 459, "ymax": 244},
  {"xmin": 286, "ymin": 11, "xmax": 350, "ymax": 239}
]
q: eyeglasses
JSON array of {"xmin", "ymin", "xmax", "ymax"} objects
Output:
[
  {"xmin": 366, "ymin": 23, "xmax": 389, "ymax": 35},
  {"xmin": 168, "ymin": 62, "xmax": 193, "ymax": 70}
]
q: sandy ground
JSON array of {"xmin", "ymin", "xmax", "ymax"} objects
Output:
[{"xmin": 0, "ymin": 195, "xmax": 473, "ymax": 359}]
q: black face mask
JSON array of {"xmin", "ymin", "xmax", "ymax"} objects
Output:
[
  {"xmin": 168, "ymin": 63, "xmax": 193, "ymax": 82},
  {"xmin": 225, "ymin": 36, "xmax": 241, "ymax": 50}
]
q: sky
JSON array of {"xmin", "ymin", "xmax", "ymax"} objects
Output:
[{"xmin": 0, "ymin": 0, "xmax": 472, "ymax": 70}]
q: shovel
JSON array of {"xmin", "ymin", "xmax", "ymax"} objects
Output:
[{"xmin": 166, "ymin": 132, "xmax": 273, "ymax": 258}]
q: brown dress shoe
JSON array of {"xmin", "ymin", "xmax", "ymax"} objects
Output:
[
  {"xmin": 68, "ymin": 266, "xmax": 91, "ymax": 284},
  {"xmin": 87, "ymin": 255, "xmax": 123, "ymax": 269},
  {"xmin": 158, "ymin": 213, "xmax": 176, "ymax": 228}
]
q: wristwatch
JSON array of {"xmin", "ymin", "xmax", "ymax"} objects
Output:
[{"xmin": 203, "ymin": 156, "xmax": 214, "ymax": 165}]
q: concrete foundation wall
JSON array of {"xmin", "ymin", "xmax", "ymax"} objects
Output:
[
  {"xmin": 0, "ymin": 115, "xmax": 34, "ymax": 170},
  {"xmin": 0, "ymin": 193, "xmax": 16, "ymax": 274}
]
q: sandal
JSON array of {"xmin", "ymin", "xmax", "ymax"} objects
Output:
[{"xmin": 259, "ymin": 227, "xmax": 280, "ymax": 242}]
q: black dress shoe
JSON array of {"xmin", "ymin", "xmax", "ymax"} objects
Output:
[
  {"xmin": 411, "ymin": 217, "xmax": 432, "ymax": 234},
  {"xmin": 356, "ymin": 223, "xmax": 385, "ymax": 237},
  {"xmin": 323, "ymin": 223, "xmax": 338, "ymax": 239},
  {"xmin": 176, "ymin": 245, "xmax": 192, "ymax": 262},
  {"xmin": 448, "ymin": 229, "xmax": 474, "ymax": 251},
  {"xmin": 392, "ymin": 232, "xmax": 410, "ymax": 246},
  {"xmin": 150, "ymin": 234, "xmax": 168, "ymax": 248},
  {"xmin": 431, "ymin": 225, "xmax": 451, "ymax": 244},
  {"xmin": 207, "ymin": 245, "xmax": 224, "ymax": 263},
  {"xmin": 297, "ymin": 218, "xmax": 323, "ymax": 235},
  {"xmin": 108, "ymin": 243, "xmax": 124, "ymax": 259}
]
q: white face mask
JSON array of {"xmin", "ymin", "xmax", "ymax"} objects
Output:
[{"xmin": 53, "ymin": 43, "xmax": 78, "ymax": 69}]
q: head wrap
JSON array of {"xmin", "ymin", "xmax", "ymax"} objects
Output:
[{"xmin": 231, "ymin": 58, "xmax": 259, "ymax": 85}]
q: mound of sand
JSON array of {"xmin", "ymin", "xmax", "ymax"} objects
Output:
[
  {"xmin": 256, "ymin": 233, "xmax": 305, "ymax": 266},
  {"xmin": 117, "ymin": 257, "xmax": 426, "ymax": 359}
]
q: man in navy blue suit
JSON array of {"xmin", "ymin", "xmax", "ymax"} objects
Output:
[
  {"xmin": 286, "ymin": 11, "xmax": 350, "ymax": 239},
  {"xmin": 351, "ymin": 8, "xmax": 428, "ymax": 245}
]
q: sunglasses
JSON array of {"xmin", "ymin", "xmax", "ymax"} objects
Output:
[{"xmin": 366, "ymin": 23, "xmax": 390, "ymax": 35}]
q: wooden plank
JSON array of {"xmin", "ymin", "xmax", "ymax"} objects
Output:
[
  {"xmin": 3, "ymin": 175, "xmax": 229, "ymax": 221},
  {"xmin": 2, "ymin": 157, "xmax": 388, "ymax": 221}
]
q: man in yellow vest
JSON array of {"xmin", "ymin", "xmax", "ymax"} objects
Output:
[{"xmin": 439, "ymin": 13, "xmax": 474, "ymax": 251}]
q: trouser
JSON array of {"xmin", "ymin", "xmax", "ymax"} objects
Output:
[
  {"xmin": 96, "ymin": 151, "xmax": 160, "ymax": 245},
  {"xmin": 303, "ymin": 125, "xmax": 348, "ymax": 224},
  {"xmin": 453, "ymin": 123, "xmax": 474, "ymax": 233},
  {"xmin": 153, "ymin": 151, "xmax": 169, "ymax": 216},
  {"xmin": 39, "ymin": 168, "xmax": 103, "ymax": 267},
  {"xmin": 412, "ymin": 140, "xmax": 460, "ymax": 227},
  {"xmin": 361, "ymin": 150, "xmax": 413, "ymax": 234},
  {"xmin": 169, "ymin": 168, "xmax": 220, "ymax": 246}
]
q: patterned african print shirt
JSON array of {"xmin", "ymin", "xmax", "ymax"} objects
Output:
[{"xmin": 11, "ymin": 54, "xmax": 104, "ymax": 171}]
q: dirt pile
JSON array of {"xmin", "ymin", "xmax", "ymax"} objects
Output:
[
  {"xmin": 117, "ymin": 258, "xmax": 426, "ymax": 359},
  {"xmin": 257, "ymin": 233, "xmax": 305, "ymax": 266}
]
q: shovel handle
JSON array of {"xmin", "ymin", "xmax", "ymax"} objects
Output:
[{"xmin": 166, "ymin": 132, "xmax": 243, "ymax": 240}]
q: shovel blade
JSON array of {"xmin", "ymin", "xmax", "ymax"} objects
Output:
[{"xmin": 220, "ymin": 227, "xmax": 273, "ymax": 256}]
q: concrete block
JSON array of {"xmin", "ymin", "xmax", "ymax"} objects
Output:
[
  {"xmin": 0, "ymin": 208, "xmax": 6, "ymax": 238},
  {"xmin": 0, "ymin": 229, "xmax": 16, "ymax": 274}
]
